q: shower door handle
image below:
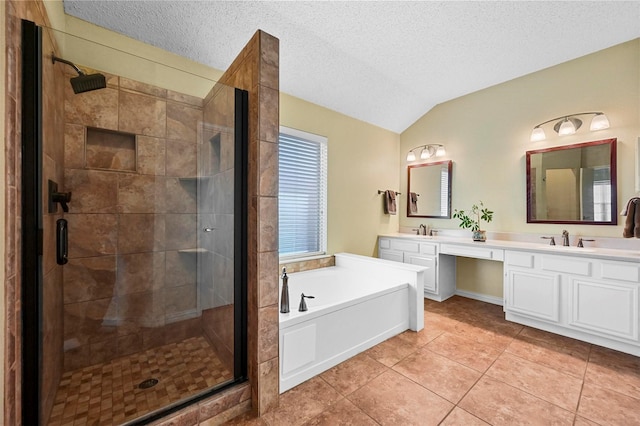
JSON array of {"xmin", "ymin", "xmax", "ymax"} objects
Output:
[
  {"xmin": 203, "ymin": 227, "xmax": 216, "ymax": 232},
  {"xmin": 56, "ymin": 219, "xmax": 68, "ymax": 265}
]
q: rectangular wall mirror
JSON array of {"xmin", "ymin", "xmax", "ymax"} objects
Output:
[
  {"xmin": 407, "ymin": 160, "xmax": 452, "ymax": 218},
  {"xmin": 526, "ymin": 138, "xmax": 617, "ymax": 224}
]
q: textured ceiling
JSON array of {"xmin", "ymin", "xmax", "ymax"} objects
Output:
[{"xmin": 63, "ymin": 1, "xmax": 640, "ymax": 133}]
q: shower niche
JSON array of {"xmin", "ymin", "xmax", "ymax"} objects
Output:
[{"xmin": 85, "ymin": 127, "xmax": 136, "ymax": 171}]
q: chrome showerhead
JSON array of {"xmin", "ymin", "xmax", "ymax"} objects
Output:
[{"xmin": 52, "ymin": 54, "xmax": 107, "ymax": 94}]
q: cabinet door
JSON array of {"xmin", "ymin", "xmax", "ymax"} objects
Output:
[
  {"xmin": 506, "ymin": 269, "xmax": 560, "ymax": 323},
  {"xmin": 406, "ymin": 254, "xmax": 437, "ymax": 293},
  {"xmin": 568, "ymin": 278, "xmax": 639, "ymax": 342},
  {"xmin": 378, "ymin": 249, "xmax": 404, "ymax": 263}
]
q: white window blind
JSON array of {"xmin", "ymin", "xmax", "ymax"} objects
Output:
[
  {"xmin": 440, "ymin": 168, "xmax": 449, "ymax": 217},
  {"xmin": 278, "ymin": 127, "xmax": 327, "ymax": 259},
  {"xmin": 592, "ymin": 166, "xmax": 612, "ymax": 221}
]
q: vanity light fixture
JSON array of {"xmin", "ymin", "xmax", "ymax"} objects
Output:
[
  {"xmin": 530, "ymin": 112, "xmax": 609, "ymax": 142},
  {"xmin": 406, "ymin": 144, "xmax": 446, "ymax": 162}
]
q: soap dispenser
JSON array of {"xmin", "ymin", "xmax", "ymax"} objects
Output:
[{"xmin": 280, "ymin": 267, "xmax": 290, "ymax": 313}]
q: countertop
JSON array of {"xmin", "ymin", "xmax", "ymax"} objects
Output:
[{"xmin": 379, "ymin": 232, "xmax": 640, "ymax": 263}]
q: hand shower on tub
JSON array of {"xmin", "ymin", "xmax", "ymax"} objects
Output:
[{"xmin": 280, "ymin": 267, "xmax": 290, "ymax": 313}]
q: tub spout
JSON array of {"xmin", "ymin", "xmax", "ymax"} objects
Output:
[
  {"xmin": 280, "ymin": 267, "xmax": 290, "ymax": 313},
  {"xmin": 298, "ymin": 293, "xmax": 315, "ymax": 312}
]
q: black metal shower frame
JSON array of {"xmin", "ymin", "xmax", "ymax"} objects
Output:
[{"xmin": 20, "ymin": 19, "xmax": 248, "ymax": 425}]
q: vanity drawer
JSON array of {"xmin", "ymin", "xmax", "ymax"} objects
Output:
[
  {"xmin": 420, "ymin": 243, "xmax": 437, "ymax": 255},
  {"xmin": 601, "ymin": 261, "xmax": 640, "ymax": 283},
  {"xmin": 379, "ymin": 238, "xmax": 391, "ymax": 250},
  {"xmin": 506, "ymin": 251, "xmax": 535, "ymax": 268},
  {"xmin": 440, "ymin": 244, "xmax": 504, "ymax": 261},
  {"xmin": 541, "ymin": 256, "xmax": 591, "ymax": 276},
  {"xmin": 390, "ymin": 239, "xmax": 420, "ymax": 253}
]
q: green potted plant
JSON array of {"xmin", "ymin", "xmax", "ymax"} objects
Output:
[{"xmin": 453, "ymin": 201, "xmax": 494, "ymax": 242}]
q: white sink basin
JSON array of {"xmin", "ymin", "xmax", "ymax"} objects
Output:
[{"xmin": 545, "ymin": 245, "xmax": 596, "ymax": 253}]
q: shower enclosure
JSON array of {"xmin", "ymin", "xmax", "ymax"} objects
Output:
[{"xmin": 21, "ymin": 21, "xmax": 247, "ymax": 424}]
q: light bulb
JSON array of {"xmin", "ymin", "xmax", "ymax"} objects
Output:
[
  {"xmin": 558, "ymin": 118, "xmax": 576, "ymax": 136},
  {"xmin": 530, "ymin": 126, "xmax": 546, "ymax": 142},
  {"xmin": 420, "ymin": 147, "xmax": 431, "ymax": 159},
  {"xmin": 590, "ymin": 113, "xmax": 610, "ymax": 131},
  {"xmin": 435, "ymin": 145, "xmax": 446, "ymax": 156},
  {"xmin": 406, "ymin": 151, "xmax": 416, "ymax": 162}
]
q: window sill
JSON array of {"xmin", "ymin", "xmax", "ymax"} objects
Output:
[{"xmin": 279, "ymin": 253, "xmax": 331, "ymax": 263}]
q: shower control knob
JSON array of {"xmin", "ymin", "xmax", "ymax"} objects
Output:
[{"xmin": 203, "ymin": 227, "xmax": 216, "ymax": 232}]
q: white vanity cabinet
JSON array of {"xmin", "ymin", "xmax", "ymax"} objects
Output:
[
  {"xmin": 378, "ymin": 237, "xmax": 455, "ymax": 301},
  {"xmin": 504, "ymin": 250, "xmax": 640, "ymax": 354},
  {"xmin": 567, "ymin": 260, "xmax": 639, "ymax": 342},
  {"xmin": 504, "ymin": 251, "xmax": 562, "ymax": 323}
]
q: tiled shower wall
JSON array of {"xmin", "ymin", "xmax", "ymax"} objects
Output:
[{"xmin": 62, "ymin": 71, "xmax": 205, "ymax": 370}]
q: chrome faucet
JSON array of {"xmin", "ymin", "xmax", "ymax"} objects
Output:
[{"xmin": 562, "ymin": 230, "xmax": 570, "ymax": 246}]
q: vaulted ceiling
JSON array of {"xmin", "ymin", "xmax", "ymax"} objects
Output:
[{"xmin": 63, "ymin": 1, "xmax": 640, "ymax": 133}]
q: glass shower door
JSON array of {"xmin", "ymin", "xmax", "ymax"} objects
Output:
[
  {"xmin": 21, "ymin": 22, "xmax": 247, "ymax": 425},
  {"xmin": 197, "ymin": 84, "xmax": 245, "ymax": 380}
]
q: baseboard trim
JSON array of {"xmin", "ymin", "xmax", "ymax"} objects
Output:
[{"xmin": 455, "ymin": 289, "xmax": 503, "ymax": 306}]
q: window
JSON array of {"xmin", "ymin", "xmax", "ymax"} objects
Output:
[
  {"xmin": 592, "ymin": 166, "xmax": 612, "ymax": 221},
  {"xmin": 278, "ymin": 127, "xmax": 327, "ymax": 260},
  {"xmin": 440, "ymin": 167, "xmax": 449, "ymax": 217}
]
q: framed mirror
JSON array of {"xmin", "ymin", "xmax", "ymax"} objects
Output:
[
  {"xmin": 526, "ymin": 138, "xmax": 617, "ymax": 224},
  {"xmin": 407, "ymin": 160, "xmax": 452, "ymax": 218}
]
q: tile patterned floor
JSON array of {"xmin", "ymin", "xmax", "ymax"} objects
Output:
[
  {"xmin": 48, "ymin": 336, "xmax": 233, "ymax": 425},
  {"xmin": 224, "ymin": 296, "xmax": 640, "ymax": 426}
]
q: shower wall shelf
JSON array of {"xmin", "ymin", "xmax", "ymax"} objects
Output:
[
  {"xmin": 177, "ymin": 176, "xmax": 212, "ymax": 185},
  {"xmin": 178, "ymin": 248, "xmax": 209, "ymax": 254}
]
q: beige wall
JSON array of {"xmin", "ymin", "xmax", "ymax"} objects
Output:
[
  {"xmin": 401, "ymin": 39, "xmax": 640, "ymax": 297},
  {"xmin": 280, "ymin": 94, "xmax": 401, "ymax": 257}
]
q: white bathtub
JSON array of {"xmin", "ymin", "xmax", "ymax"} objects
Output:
[{"xmin": 279, "ymin": 252, "xmax": 426, "ymax": 392}]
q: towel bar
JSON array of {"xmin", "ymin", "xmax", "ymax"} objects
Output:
[{"xmin": 378, "ymin": 190, "xmax": 401, "ymax": 195}]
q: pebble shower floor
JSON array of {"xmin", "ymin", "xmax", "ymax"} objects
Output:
[{"xmin": 47, "ymin": 336, "xmax": 233, "ymax": 425}]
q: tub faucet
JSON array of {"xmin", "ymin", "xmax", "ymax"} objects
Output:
[
  {"xmin": 562, "ymin": 230, "xmax": 570, "ymax": 246},
  {"xmin": 298, "ymin": 293, "xmax": 315, "ymax": 312},
  {"xmin": 280, "ymin": 267, "xmax": 290, "ymax": 313}
]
